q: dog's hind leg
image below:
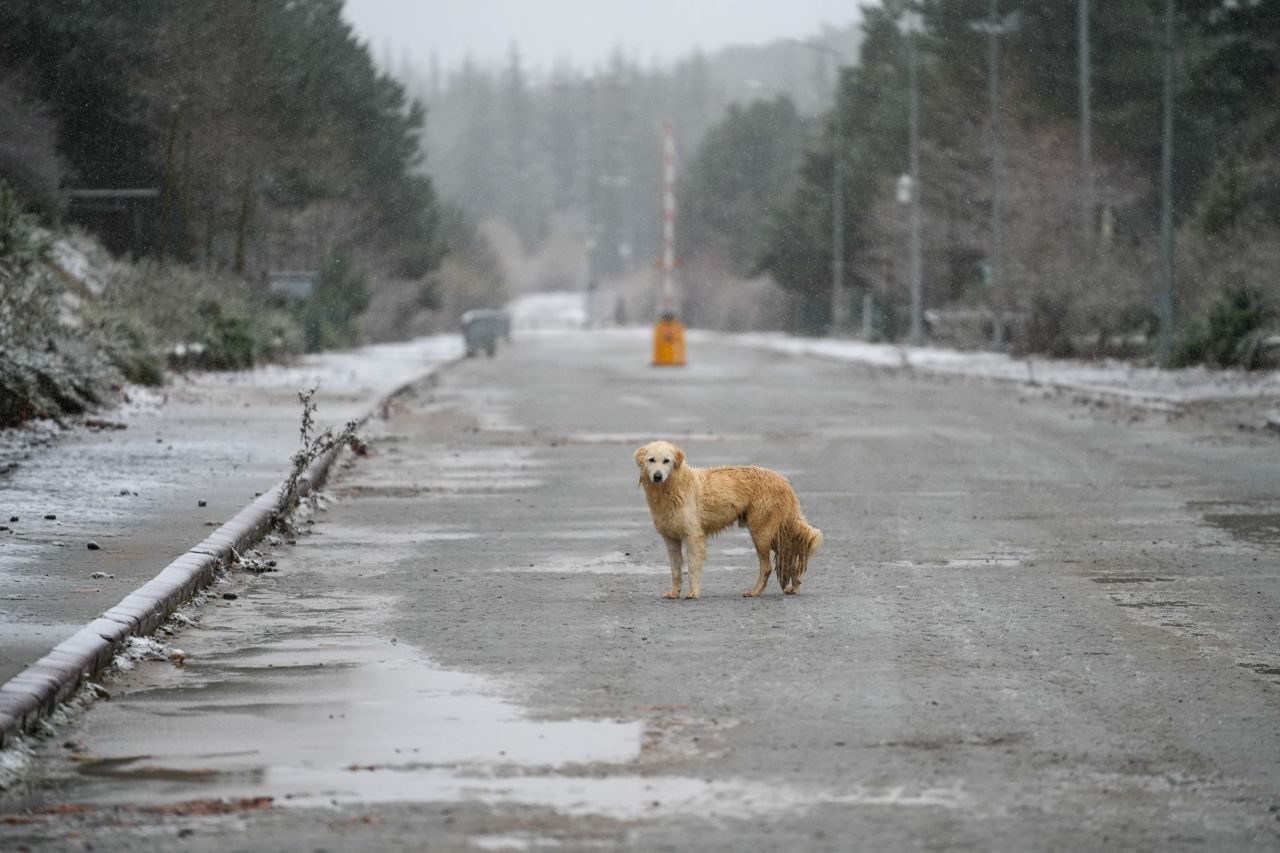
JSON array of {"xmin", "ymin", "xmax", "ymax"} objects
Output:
[
  {"xmin": 662, "ymin": 537, "xmax": 683, "ymax": 600},
  {"xmin": 743, "ymin": 527, "xmax": 774, "ymax": 597},
  {"xmin": 780, "ymin": 543, "xmax": 802, "ymax": 594},
  {"xmin": 684, "ymin": 534, "xmax": 706, "ymax": 600}
]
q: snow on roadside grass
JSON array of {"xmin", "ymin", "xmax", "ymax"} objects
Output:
[
  {"xmin": 726, "ymin": 331, "xmax": 1280, "ymax": 405},
  {"xmin": 0, "ymin": 736, "xmax": 33, "ymax": 792},
  {"xmin": 192, "ymin": 335, "xmax": 464, "ymax": 402}
]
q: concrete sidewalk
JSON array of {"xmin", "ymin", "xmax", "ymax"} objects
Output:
[{"xmin": 0, "ymin": 336, "xmax": 461, "ymax": 688}]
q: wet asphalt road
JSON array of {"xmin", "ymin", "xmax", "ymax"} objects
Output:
[{"xmin": 3, "ymin": 330, "xmax": 1279, "ymax": 851}]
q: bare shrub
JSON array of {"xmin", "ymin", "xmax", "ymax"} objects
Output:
[
  {"xmin": 861, "ymin": 112, "xmax": 1158, "ymax": 356},
  {"xmin": 275, "ymin": 386, "xmax": 362, "ymax": 528},
  {"xmin": 104, "ymin": 258, "xmax": 300, "ymax": 364}
]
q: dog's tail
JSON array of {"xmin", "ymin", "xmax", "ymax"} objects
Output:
[{"xmin": 774, "ymin": 513, "xmax": 823, "ymax": 592}]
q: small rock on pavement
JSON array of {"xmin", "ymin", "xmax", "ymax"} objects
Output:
[
  {"xmin": 88, "ymin": 571, "xmax": 114, "ymax": 580},
  {"xmin": 44, "ymin": 513, "xmax": 57, "ymax": 520},
  {"xmin": 8, "ymin": 515, "xmax": 17, "ymax": 522},
  {"xmin": 86, "ymin": 541, "xmax": 101, "ymax": 550},
  {"xmin": 198, "ymin": 499, "xmax": 207, "ymax": 507},
  {"xmin": 222, "ymin": 592, "xmax": 238, "ymax": 600}
]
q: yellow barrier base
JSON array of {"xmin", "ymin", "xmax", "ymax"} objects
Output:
[{"xmin": 652, "ymin": 317, "xmax": 687, "ymax": 366}]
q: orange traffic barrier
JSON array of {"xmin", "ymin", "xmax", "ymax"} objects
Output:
[{"xmin": 652, "ymin": 315, "xmax": 686, "ymax": 366}]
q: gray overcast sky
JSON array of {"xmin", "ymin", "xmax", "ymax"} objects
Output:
[{"xmin": 342, "ymin": 0, "xmax": 860, "ymax": 74}]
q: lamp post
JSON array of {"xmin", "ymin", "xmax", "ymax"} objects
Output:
[
  {"xmin": 971, "ymin": 0, "xmax": 1016, "ymax": 350},
  {"xmin": 899, "ymin": 10, "xmax": 925, "ymax": 346},
  {"xmin": 1079, "ymin": 0, "xmax": 1093, "ymax": 244},
  {"xmin": 1157, "ymin": 0, "xmax": 1176, "ymax": 364},
  {"xmin": 797, "ymin": 40, "xmax": 847, "ymax": 335},
  {"xmin": 987, "ymin": 0, "xmax": 1004, "ymax": 350}
]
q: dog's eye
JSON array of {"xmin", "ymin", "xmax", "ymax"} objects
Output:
[
  {"xmin": 648, "ymin": 457, "xmax": 655, "ymax": 463},
  {"xmin": 663, "ymin": 459, "xmax": 670, "ymax": 464}
]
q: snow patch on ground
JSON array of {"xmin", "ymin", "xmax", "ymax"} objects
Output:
[
  {"xmin": 0, "ymin": 736, "xmax": 34, "ymax": 792},
  {"xmin": 49, "ymin": 235, "xmax": 109, "ymax": 297},
  {"xmin": 495, "ymin": 292, "xmax": 1279, "ymax": 405},
  {"xmin": 267, "ymin": 768, "xmax": 968, "ymax": 818},
  {"xmin": 509, "ymin": 292, "xmax": 587, "ymax": 333},
  {"xmin": 727, "ymin": 332, "xmax": 1280, "ymax": 404},
  {"xmin": 191, "ymin": 335, "xmax": 463, "ymax": 405}
]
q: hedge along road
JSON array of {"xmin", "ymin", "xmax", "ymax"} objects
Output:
[{"xmin": 2, "ymin": 329, "xmax": 1279, "ymax": 851}]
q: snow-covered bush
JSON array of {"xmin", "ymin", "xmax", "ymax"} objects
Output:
[{"xmin": 0, "ymin": 181, "xmax": 122, "ymax": 426}]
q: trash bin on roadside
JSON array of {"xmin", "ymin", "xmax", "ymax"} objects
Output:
[{"xmin": 461, "ymin": 309, "xmax": 510, "ymax": 358}]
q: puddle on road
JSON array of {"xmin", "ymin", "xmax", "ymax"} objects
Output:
[
  {"xmin": 1188, "ymin": 501, "xmax": 1280, "ymax": 549},
  {"xmin": 1201, "ymin": 513, "xmax": 1280, "ymax": 549},
  {"xmin": 56, "ymin": 629, "xmax": 965, "ymax": 820},
  {"xmin": 339, "ymin": 448, "xmax": 546, "ymax": 495},
  {"xmin": 1111, "ymin": 599, "xmax": 1204, "ymax": 609},
  {"xmin": 1237, "ymin": 662, "xmax": 1280, "ymax": 678},
  {"xmin": 298, "ymin": 525, "xmax": 480, "ymax": 546},
  {"xmin": 882, "ymin": 551, "xmax": 1028, "ymax": 571},
  {"xmin": 1087, "ymin": 576, "xmax": 1175, "ymax": 584},
  {"xmin": 253, "ymin": 768, "xmax": 965, "ymax": 817},
  {"xmin": 342, "ymin": 476, "xmax": 545, "ymax": 495},
  {"xmin": 66, "ymin": 633, "xmax": 643, "ymax": 809}
]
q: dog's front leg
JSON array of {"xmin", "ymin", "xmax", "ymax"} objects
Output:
[
  {"xmin": 662, "ymin": 536, "xmax": 683, "ymax": 599},
  {"xmin": 684, "ymin": 534, "xmax": 706, "ymax": 599}
]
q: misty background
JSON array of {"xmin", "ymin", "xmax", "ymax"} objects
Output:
[{"xmin": 2, "ymin": 0, "xmax": 1278, "ymax": 427}]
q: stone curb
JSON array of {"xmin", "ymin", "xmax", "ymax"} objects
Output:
[{"xmin": 0, "ymin": 365, "xmax": 448, "ymax": 749}]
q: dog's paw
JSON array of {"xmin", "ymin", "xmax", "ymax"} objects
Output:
[
  {"xmin": 783, "ymin": 586, "xmax": 797, "ymax": 594},
  {"xmin": 662, "ymin": 590, "xmax": 680, "ymax": 599},
  {"xmin": 742, "ymin": 588, "xmax": 761, "ymax": 598},
  {"xmin": 683, "ymin": 591, "xmax": 700, "ymax": 600}
]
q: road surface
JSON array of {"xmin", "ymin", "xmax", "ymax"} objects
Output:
[{"xmin": 2, "ymin": 329, "xmax": 1278, "ymax": 851}]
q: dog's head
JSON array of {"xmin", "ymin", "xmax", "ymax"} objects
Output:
[{"xmin": 635, "ymin": 440, "xmax": 684, "ymax": 485}]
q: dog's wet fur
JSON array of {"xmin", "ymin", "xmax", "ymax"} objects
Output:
[{"xmin": 635, "ymin": 440, "xmax": 823, "ymax": 599}]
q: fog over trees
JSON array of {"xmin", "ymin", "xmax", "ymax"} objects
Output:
[
  {"xmin": 1, "ymin": 0, "xmax": 1276, "ymax": 379},
  {"xmin": 400, "ymin": 0, "xmax": 1278, "ymax": 362},
  {"xmin": 397, "ymin": 24, "xmax": 860, "ymax": 286}
]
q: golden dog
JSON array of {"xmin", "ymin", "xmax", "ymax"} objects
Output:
[{"xmin": 635, "ymin": 440, "xmax": 823, "ymax": 599}]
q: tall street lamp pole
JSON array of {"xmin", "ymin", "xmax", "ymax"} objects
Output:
[
  {"xmin": 987, "ymin": 0, "xmax": 1005, "ymax": 350},
  {"xmin": 971, "ymin": 1, "xmax": 1014, "ymax": 350},
  {"xmin": 1157, "ymin": 0, "xmax": 1176, "ymax": 364},
  {"xmin": 798, "ymin": 41, "xmax": 847, "ymax": 335},
  {"xmin": 903, "ymin": 11, "xmax": 924, "ymax": 346},
  {"xmin": 1079, "ymin": 0, "xmax": 1094, "ymax": 245}
]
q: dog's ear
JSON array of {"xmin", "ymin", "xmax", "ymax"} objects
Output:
[
  {"xmin": 634, "ymin": 446, "xmax": 648, "ymax": 468},
  {"xmin": 673, "ymin": 447, "xmax": 685, "ymax": 469}
]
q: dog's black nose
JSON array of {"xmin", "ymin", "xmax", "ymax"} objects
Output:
[{"xmin": 652, "ymin": 472, "xmax": 663, "ymax": 482}]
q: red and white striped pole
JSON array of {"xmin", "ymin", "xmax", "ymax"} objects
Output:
[
  {"xmin": 661, "ymin": 118, "xmax": 677, "ymax": 316},
  {"xmin": 652, "ymin": 120, "xmax": 685, "ymax": 365}
]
